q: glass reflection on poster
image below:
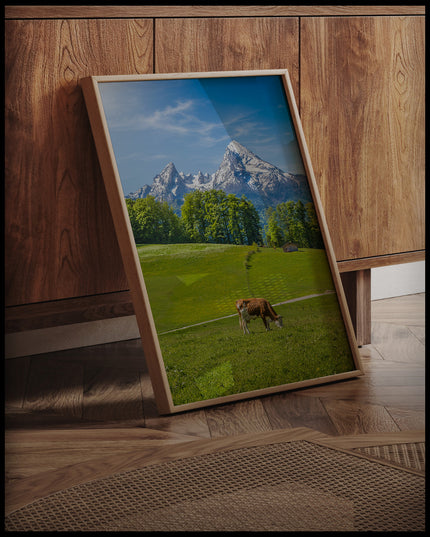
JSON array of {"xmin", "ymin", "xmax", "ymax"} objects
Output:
[{"xmin": 82, "ymin": 70, "xmax": 362, "ymax": 414}]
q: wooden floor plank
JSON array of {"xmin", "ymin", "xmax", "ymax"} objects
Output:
[
  {"xmin": 365, "ymin": 388, "xmax": 424, "ymax": 411},
  {"xmin": 291, "ymin": 376, "xmax": 371, "ymax": 401},
  {"xmin": 262, "ymin": 392, "xmax": 338, "ymax": 436},
  {"xmin": 408, "ymin": 325, "xmax": 425, "ymax": 345},
  {"xmin": 205, "ymin": 399, "xmax": 273, "ymax": 437},
  {"xmin": 371, "ymin": 322, "xmax": 425, "ymax": 363},
  {"xmin": 74, "ymin": 338, "xmax": 147, "ymax": 369},
  {"xmin": 140, "ymin": 371, "xmax": 211, "ymax": 438},
  {"xmin": 5, "ymin": 427, "xmax": 199, "ymax": 481},
  {"xmin": 302, "ymin": 379, "xmax": 424, "ymax": 412},
  {"xmin": 385, "ymin": 407, "xmax": 426, "ymax": 431},
  {"xmin": 23, "ymin": 356, "xmax": 83, "ymax": 418},
  {"xmin": 363, "ymin": 364, "xmax": 425, "ymax": 387},
  {"xmin": 83, "ymin": 366, "xmax": 144, "ymax": 422},
  {"xmin": 371, "ymin": 293, "xmax": 425, "ymax": 326},
  {"xmin": 5, "ymin": 427, "xmax": 200, "ymax": 443},
  {"xmin": 315, "ymin": 429, "xmax": 425, "ymax": 449},
  {"xmin": 358, "ymin": 345, "xmax": 384, "ymax": 362},
  {"xmin": 322, "ymin": 399, "xmax": 400, "ymax": 435},
  {"xmin": 144, "ymin": 409, "xmax": 212, "ymax": 438},
  {"xmin": 4, "ymin": 356, "xmax": 31, "ymax": 410},
  {"xmin": 4, "ymin": 409, "xmax": 159, "ymax": 430}
]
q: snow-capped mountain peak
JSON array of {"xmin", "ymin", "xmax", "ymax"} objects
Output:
[
  {"xmin": 155, "ymin": 162, "xmax": 178, "ymax": 184},
  {"xmin": 226, "ymin": 139, "xmax": 250, "ymax": 155},
  {"xmin": 126, "ymin": 140, "xmax": 311, "ymax": 212}
]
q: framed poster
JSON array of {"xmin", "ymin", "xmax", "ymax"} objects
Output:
[{"xmin": 81, "ymin": 70, "xmax": 363, "ymax": 414}]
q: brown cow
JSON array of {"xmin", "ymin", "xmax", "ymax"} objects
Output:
[{"xmin": 235, "ymin": 298, "xmax": 283, "ymax": 334}]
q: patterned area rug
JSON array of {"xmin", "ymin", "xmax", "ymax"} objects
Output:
[
  {"xmin": 352, "ymin": 441, "xmax": 425, "ymax": 474},
  {"xmin": 5, "ymin": 438, "xmax": 424, "ymax": 532}
]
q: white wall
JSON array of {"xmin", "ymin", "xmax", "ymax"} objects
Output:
[
  {"xmin": 371, "ymin": 260, "xmax": 425, "ymax": 301},
  {"xmin": 5, "ymin": 315, "xmax": 140, "ymax": 359}
]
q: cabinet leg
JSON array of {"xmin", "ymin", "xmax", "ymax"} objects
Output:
[{"xmin": 340, "ymin": 269, "xmax": 371, "ymax": 346}]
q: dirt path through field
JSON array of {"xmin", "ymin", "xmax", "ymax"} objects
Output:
[{"xmin": 158, "ymin": 290, "xmax": 335, "ymax": 335}]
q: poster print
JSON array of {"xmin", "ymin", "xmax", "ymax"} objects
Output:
[{"xmin": 82, "ymin": 70, "xmax": 362, "ymax": 414}]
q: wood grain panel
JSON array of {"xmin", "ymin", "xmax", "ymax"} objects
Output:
[
  {"xmin": 5, "ymin": 6, "xmax": 426, "ymax": 19},
  {"xmin": 4, "ymin": 291, "xmax": 134, "ymax": 333},
  {"xmin": 5, "ymin": 19, "xmax": 153, "ymax": 306},
  {"xmin": 300, "ymin": 16, "xmax": 425, "ymax": 261},
  {"xmin": 337, "ymin": 250, "xmax": 425, "ymax": 272},
  {"xmin": 155, "ymin": 18, "xmax": 300, "ymax": 98}
]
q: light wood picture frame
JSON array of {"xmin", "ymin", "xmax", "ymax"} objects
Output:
[{"xmin": 81, "ymin": 70, "xmax": 363, "ymax": 414}]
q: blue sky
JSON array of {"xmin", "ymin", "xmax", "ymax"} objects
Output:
[{"xmin": 99, "ymin": 75, "xmax": 305, "ymax": 195}]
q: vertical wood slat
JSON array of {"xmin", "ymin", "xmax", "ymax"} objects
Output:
[
  {"xmin": 4, "ymin": 19, "xmax": 153, "ymax": 307},
  {"xmin": 341, "ymin": 270, "xmax": 372, "ymax": 346},
  {"xmin": 155, "ymin": 18, "xmax": 300, "ymax": 99},
  {"xmin": 300, "ymin": 16, "xmax": 425, "ymax": 261}
]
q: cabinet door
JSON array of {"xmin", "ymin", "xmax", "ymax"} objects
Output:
[
  {"xmin": 5, "ymin": 19, "xmax": 153, "ymax": 306},
  {"xmin": 300, "ymin": 16, "xmax": 425, "ymax": 261},
  {"xmin": 155, "ymin": 17, "xmax": 300, "ymax": 97}
]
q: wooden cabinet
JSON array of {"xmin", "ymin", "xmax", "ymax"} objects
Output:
[
  {"xmin": 5, "ymin": 18, "xmax": 153, "ymax": 306},
  {"xmin": 4, "ymin": 6, "xmax": 425, "ymax": 345},
  {"xmin": 301, "ymin": 16, "xmax": 425, "ymax": 262},
  {"xmin": 154, "ymin": 17, "xmax": 300, "ymax": 96}
]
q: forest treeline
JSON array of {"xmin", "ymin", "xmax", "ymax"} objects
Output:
[
  {"xmin": 126, "ymin": 189, "xmax": 323, "ymax": 248},
  {"xmin": 265, "ymin": 199, "xmax": 324, "ymax": 249}
]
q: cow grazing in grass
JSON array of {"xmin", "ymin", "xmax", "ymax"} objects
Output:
[{"xmin": 235, "ymin": 298, "xmax": 283, "ymax": 334}]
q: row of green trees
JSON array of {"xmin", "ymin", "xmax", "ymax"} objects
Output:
[
  {"xmin": 126, "ymin": 190, "xmax": 323, "ymax": 248},
  {"xmin": 126, "ymin": 190, "xmax": 261, "ymax": 246},
  {"xmin": 181, "ymin": 190, "xmax": 262, "ymax": 245},
  {"xmin": 126, "ymin": 196, "xmax": 189, "ymax": 244},
  {"xmin": 265, "ymin": 200, "xmax": 324, "ymax": 249}
]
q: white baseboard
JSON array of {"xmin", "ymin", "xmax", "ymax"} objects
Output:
[
  {"xmin": 5, "ymin": 315, "xmax": 140, "ymax": 359},
  {"xmin": 371, "ymin": 260, "xmax": 425, "ymax": 301}
]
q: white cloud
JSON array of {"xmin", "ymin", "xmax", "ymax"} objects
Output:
[
  {"xmin": 106, "ymin": 98, "xmax": 226, "ymax": 143},
  {"xmin": 120, "ymin": 152, "xmax": 169, "ymax": 162}
]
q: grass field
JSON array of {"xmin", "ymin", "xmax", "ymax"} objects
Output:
[
  {"xmin": 138, "ymin": 243, "xmax": 335, "ymax": 333},
  {"xmin": 136, "ymin": 243, "xmax": 356, "ymax": 405}
]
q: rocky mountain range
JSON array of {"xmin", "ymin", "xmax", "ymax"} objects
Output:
[{"xmin": 126, "ymin": 140, "xmax": 312, "ymax": 213}]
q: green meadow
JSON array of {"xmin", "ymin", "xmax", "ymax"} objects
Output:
[
  {"xmin": 136, "ymin": 243, "xmax": 356, "ymax": 405},
  {"xmin": 138, "ymin": 243, "xmax": 334, "ymax": 332}
]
